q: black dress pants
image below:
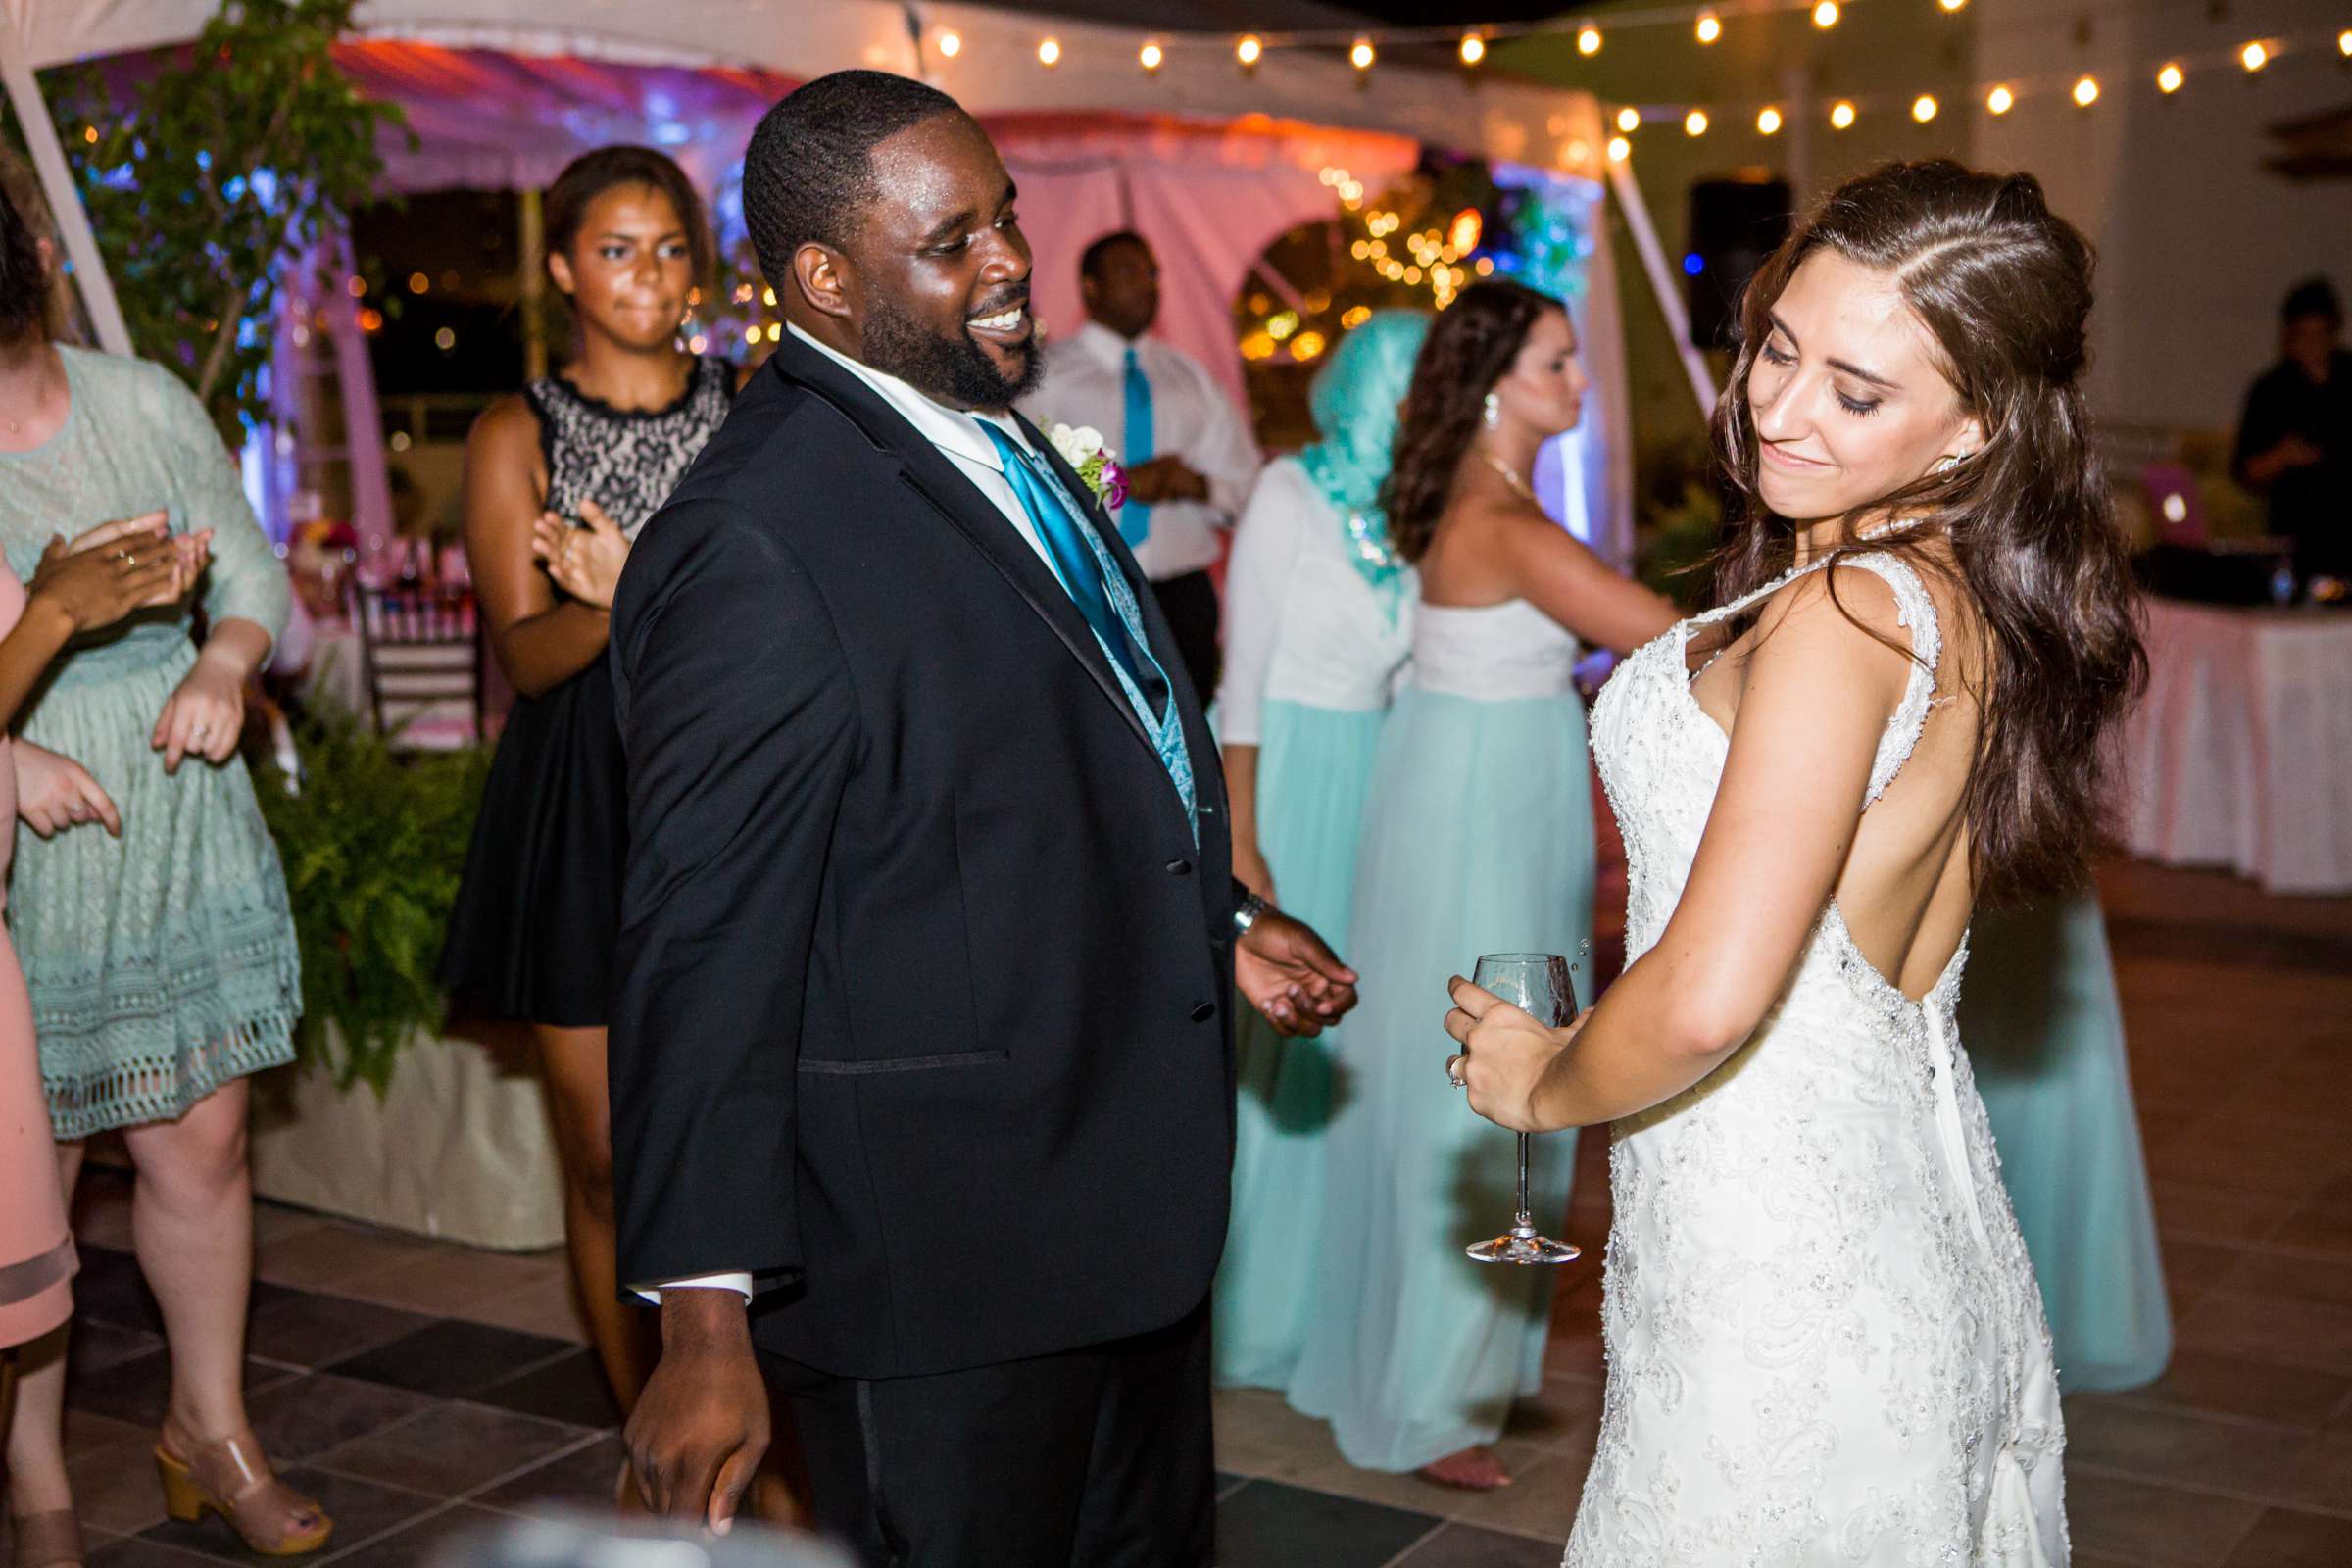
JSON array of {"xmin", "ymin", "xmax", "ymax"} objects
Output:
[
  {"xmin": 1148, "ymin": 569, "xmax": 1221, "ymax": 709},
  {"xmin": 762, "ymin": 1303, "xmax": 1214, "ymax": 1568}
]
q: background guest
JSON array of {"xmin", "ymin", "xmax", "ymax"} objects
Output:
[
  {"xmin": 1212, "ymin": 309, "xmax": 1428, "ymax": 1391},
  {"xmin": 1021, "ymin": 230, "xmax": 1260, "ymax": 701},
  {"xmin": 0, "ymin": 161, "xmax": 318, "ymax": 1559},
  {"xmin": 437, "ymin": 146, "xmax": 736, "ymax": 1466},
  {"xmin": 2232, "ymin": 276, "xmax": 2350, "ymax": 580},
  {"xmin": 1287, "ymin": 282, "xmax": 1678, "ymax": 1491}
]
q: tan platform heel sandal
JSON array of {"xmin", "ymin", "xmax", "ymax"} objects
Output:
[
  {"xmin": 154, "ymin": 1424, "xmax": 333, "ymax": 1556},
  {"xmin": 9, "ymin": 1510, "xmax": 86, "ymax": 1568}
]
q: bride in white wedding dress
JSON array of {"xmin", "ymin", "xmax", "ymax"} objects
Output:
[{"xmin": 1443, "ymin": 162, "xmax": 2145, "ymax": 1566}]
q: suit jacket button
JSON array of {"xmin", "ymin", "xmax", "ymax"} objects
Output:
[
  {"xmin": 1190, "ymin": 1002, "xmax": 1215, "ymax": 1023},
  {"xmin": 1168, "ymin": 858, "xmax": 1194, "ymax": 876}
]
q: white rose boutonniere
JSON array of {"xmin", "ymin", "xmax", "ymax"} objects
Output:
[{"xmin": 1046, "ymin": 423, "xmax": 1129, "ymax": 509}]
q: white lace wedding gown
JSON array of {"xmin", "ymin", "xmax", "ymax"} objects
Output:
[{"xmin": 1572, "ymin": 552, "xmax": 2068, "ymax": 1566}]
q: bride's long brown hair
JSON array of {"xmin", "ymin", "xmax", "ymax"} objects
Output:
[{"xmin": 1713, "ymin": 160, "xmax": 2143, "ymax": 904}]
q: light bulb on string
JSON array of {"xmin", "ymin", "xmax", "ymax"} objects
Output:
[
  {"xmin": 1236, "ymin": 34, "xmax": 1262, "ymax": 69},
  {"xmin": 1350, "ymin": 37, "xmax": 1375, "ymax": 72},
  {"xmin": 935, "ymin": 29, "xmax": 960, "ymax": 59},
  {"xmin": 1939, "ymin": 0, "xmax": 1967, "ymax": 11},
  {"xmin": 1757, "ymin": 105, "xmax": 1783, "ymax": 135},
  {"xmin": 1616, "ymin": 106, "xmax": 1641, "ymax": 133},
  {"xmin": 2239, "ymin": 40, "xmax": 2269, "ymax": 74},
  {"xmin": 1459, "ymin": 32, "xmax": 1486, "ymax": 67},
  {"xmin": 1577, "ymin": 24, "xmax": 1602, "ymax": 57},
  {"xmin": 1812, "ymin": 2, "xmax": 1839, "ymax": 29},
  {"xmin": 1606, "ymin": 135, "xmax": 1630, "ymax": 162},
  {"xmin": 1830, "ymin": 100, "xmax": 1856, "ymax": 129},
  {"xmin": 1037, "ymin": 37, "xmax": 1060, "ymax": 68},
  {"xmin": 1986, "ymin": 84, "xmax": 2015, "ymax": 115},
  {"xmin": 2072, "ymin": 75, "xmax": 2099, "ymax": 107},
  {"xmin": 2156, "ymin": 62, "xmax": 2183, "ymax": 94},
  {"xmin": 1140, "ymin": 41, "xmax": 1163, "ymax": 73},
  {"xmin": 1912, "ymin": 94, "xmax": 1938, "ymax": 123},
  {"xmin": 1685, "ymin": 109, "xmax": 1709, "ymax": 137},
  {"xmin": 1695, "ymin": 12, "xmax": 1721, "ymax": 44},
  {"xmin": 2340, "ymin": 29, "xmax": 2351, "ymax": 58}
]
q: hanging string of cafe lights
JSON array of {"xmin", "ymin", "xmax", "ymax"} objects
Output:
[{"xmin": 937, "ymin": 1, "xmax": 2351, "ymax": 157}]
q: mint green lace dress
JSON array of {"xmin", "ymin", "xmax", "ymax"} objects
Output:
[{"xmin": 0, "ymin": 346, "xmax": 300, "ymax": 1138}]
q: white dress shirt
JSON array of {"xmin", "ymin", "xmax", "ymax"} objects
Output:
[
  {"xmin": 1019, "ymin": 321, "xmax": 1261, "ymax": 582},
  {"xmin": 633, "ymin": 322, "xmax": 1071, "ymax": 1305},
  {"xmin": 1214, "ymin": 458, "xmax": 1417, "ymax": 746}
]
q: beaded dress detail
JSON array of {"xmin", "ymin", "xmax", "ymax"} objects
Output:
[{"xmin": 1571, "ymin": 552, "xmax": 2067, "ymax": 1566}]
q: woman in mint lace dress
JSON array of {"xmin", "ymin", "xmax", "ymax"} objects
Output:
[{"xmin": 0, "ymin": 156, "xmax": 322, "ymax": 1562}]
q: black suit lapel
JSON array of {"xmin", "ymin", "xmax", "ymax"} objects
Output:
[{"xmin": 766, "ymin": 342, "xmax": 1156, "ymax": 760}]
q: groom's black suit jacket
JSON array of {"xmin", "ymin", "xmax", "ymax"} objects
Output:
[{"xmin": 607, "ymin": 333, "xmax": 1239, "ymax": 1381}]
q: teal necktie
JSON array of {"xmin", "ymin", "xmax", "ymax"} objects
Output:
[
  {"xmin": 1120, "ymin": 345, "xmax": 1154, "ymax": 550},
  {"xmin": 979, "ymin": 423, "xmax": 1167, "ymax": 720}
]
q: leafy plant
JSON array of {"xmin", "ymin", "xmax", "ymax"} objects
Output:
[
  {"xmin": 253, "ymin": 715, "xmax": 488, "ymax": 1093},
  {"xmin": 1639, "ymin": 481, "xmax": 1726, "ymax": 613},
  {"xmin": 41, "ymin": 0, "xmax": 408, "ymax": 441}
]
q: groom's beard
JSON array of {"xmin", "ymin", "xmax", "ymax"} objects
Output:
[{"xmin": 860, "ymin": 290, "xmax": 1042, "ymax": 413}]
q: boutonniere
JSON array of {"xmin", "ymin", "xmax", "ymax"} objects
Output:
[{"xmin": 1047, "ymin": 423, "xmax": 1130, "ymax": 510}]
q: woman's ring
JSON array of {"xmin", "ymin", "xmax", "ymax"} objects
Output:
[
  {"xmin": 190, "ymin": 724, "xmax": 211, "ymax": 745},
  {"xmin": 1446, "ymin": 1054, "xmax": 1469, "ymax": 1089}
]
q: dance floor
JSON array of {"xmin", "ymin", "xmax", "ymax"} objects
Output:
[{"xmin": 15, "ymin": 857, "xmax": 2351, "ymax": 1568}]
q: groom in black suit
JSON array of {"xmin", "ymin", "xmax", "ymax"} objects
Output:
[{"xmin": 606, "ymin": 73, "xmax": 1358, "ymax": 1566}]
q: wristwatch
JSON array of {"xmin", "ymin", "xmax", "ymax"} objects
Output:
[{"xmin": 1233, "ymin": 890, "xmax": 1269, "ymax": 938}]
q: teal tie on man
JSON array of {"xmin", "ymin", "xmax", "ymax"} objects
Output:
[{"xmin": 1021, "ymin": 229, "xmax": 1262, "ymax": 707}]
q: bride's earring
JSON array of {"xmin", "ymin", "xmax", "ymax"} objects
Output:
[
  {"xmin": 1482, "ymin": 391, "xmax": 1501, "ymax": 430},
  {"xmin": 1935, "ymin": 451, "xmax": 1969, "ymax": 475}
]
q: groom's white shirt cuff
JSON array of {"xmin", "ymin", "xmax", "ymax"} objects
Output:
[{"xmin": 631, "ymin": 1272, "xmax": 754, "ymax": 1304}]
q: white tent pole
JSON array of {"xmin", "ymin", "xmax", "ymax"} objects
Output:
[
  {"xmin": 1604, "ymin": 155, "xmax": 1714, "ymax": 422},
  {"xmin": 0, "ymin": 10, "xmax": 131, "ymax": 354}
]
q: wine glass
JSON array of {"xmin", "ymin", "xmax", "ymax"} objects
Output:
[{"xmin": 1464, "ymin": 951, "xmax": 1580, "ymax": 1266}]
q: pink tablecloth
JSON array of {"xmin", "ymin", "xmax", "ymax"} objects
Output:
[{"xmin": 2120, "ymin": 597, "xmax": 2352, "ymax": 895}]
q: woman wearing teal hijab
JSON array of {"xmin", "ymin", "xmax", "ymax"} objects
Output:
[{"xmin": 1211, "ymin": 309, "xmax": 1429, "ymax": 1390}]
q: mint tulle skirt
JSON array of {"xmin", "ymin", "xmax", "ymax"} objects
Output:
[
  {"xmin": 1213, "ymin": 699, "xmax": 1388, "ymax": 1390},
  {"xmin": 1964, "ymin": 891, "xmax": 2173, "ymax": 1393},
  {"xmin": 1286, "ymin": 684, "xmax": 1593, "ymax": 1471}
]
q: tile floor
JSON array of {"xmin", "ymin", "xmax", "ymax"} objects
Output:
[{"xmin": 4, "ymin": 857, "xmax": 2348, "ymax": 1568}]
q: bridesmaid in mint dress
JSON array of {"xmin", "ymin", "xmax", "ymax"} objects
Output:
[
  {"xmin": 1964, "ymin": 891, "xmax": 2173, "ymax": 1391},
  {"xmin": 1211, "ymin": 310, "xmax": 1428, "ymax": 1390},
  {"xmin": 1287, "ymin": 283, "xmax": 1678, "ymax": 1488}
]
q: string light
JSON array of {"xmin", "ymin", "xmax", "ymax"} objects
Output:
[
  {"xmin": 1757, "ymin": 105, "xmax": 1783, "ymax": 135},
  {"xmin": 1140, "ymin": 41, "xmax": 1162, "ymax": 72},
  {"xmin": 1985, "ymin": 84, "xmax": 2015, "ymax": 115},
  {"xmin": 1830, "ymin": 100, "xmax": 1857, "ymax": 129},
  {"xmin": 1812, "ymin": 2, "xmax": 1839, "ymax": 29},
  {"xmin": 1939, "ymin": 0, "xmax": 1967, "ymax": 11},
  {"xmin": 2239, "ymin": 40, "xmax": 2269, "ymax": 74},
  {"xmin": 1606, "ymin": 134, "xmax": 1631, "ymax": 162},
  {"xmin": 2156, "ymin": 62, "xmax": 2184, "ymax": 94},
  {"xmin": 1037, "ymin": 36, "xmax": 1060, "ymax": 68},
  {"xmin": 1912, "ymin": 94, "xmax": 1938, "ymax": 123},
  {"xmin": 1616, "ymin": 106, "xmax": 1641, "ymax": 133},
  {"xmin": 935, "ymin": 29, "xmax": 960, "ymax": 59},
  {"xmin": 1577, "ymin": 24, "xmax": 1602, "ymax": 57},
  {"xmin": 1685, "ymin": 109, "xmax": 1709, "ymax": 136},
  {"xmin": 2340, "ymin": 29, "xmax": 2352, "ymax": 57},
  {"xmin": 2072, "ymin": 74, "xmax": 2099, "ymax": 107},
  {"xmin": 1236, "ymin": 34, "xmax": 1261, "ymax": 68},
  {"xmin": 1695, "ymin": 12, "xmax": 1722, "ymax": 44},
  {"xmin": 1458, "ymin": 32, "xmax": 1486, "ymax": 66},
  {"xmin": 1350, "ymin": 37, "xmax": 1375, "ymax": 72}
]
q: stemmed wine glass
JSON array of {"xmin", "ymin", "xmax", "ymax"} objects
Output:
[{"xmin": 1463, "ymin": 950, "xmax": 1581, "ymax": 1266}]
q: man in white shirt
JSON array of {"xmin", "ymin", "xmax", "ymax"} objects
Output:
[{"xmin": 1021, "ymin": 231, "xmax": 1261, "ymax": 703}]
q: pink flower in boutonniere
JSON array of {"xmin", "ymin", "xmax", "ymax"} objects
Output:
[{"xmin": 1048, "ymin": 422, "xmax": 1127, "ymax": 509}]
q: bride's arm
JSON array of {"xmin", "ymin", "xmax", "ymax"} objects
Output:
[{"xmin": 1448, "ymin": 568, "xmax": 1913, "ymax": 1132}]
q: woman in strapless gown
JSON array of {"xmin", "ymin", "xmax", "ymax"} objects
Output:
[
  {"xmin": 1287, "ymin": 283, "xmax": 1677, "ymax": 1489},
  {"xmin": 1446, "ymin": 162, "xmax": 2145, "ymax": 1564}
]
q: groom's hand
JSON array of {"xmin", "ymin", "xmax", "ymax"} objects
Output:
[
  {"xmin": 1236, "ymin": 909, "xmax": 1358, "ymax": 1037},
  {"xmin": 627, "ymin": 1289, "xmax": 769, "ymax": 1534}
]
